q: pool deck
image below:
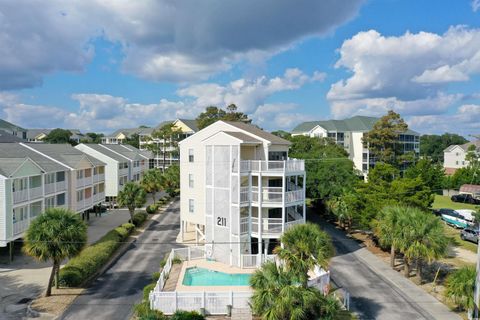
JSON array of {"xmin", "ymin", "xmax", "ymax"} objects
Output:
[{"xmin": 175, "ymin": 259, "xmax": 254, "ymax": 292}]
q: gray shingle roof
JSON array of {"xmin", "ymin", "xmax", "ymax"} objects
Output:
[
  {"xmin": 459, "ymin": 140, "xmax": 480, "ymax": 152},
  {"xmin": 222, "ymin": 121, "xmax": 291, "ymax": 145},
  {"xmin": 292, "ymin": 115, "xmax": 419, "ymax": 135},
  {"xmin": 0, "ymin": 119, "xmax": 26, "ymax": 132},
  {"xmin": 177, "ymin": 119, "xmax": 199, "ymax": 132},
  {"xmin": 79, "ymin": 144, "xmax": 126, "ymax": 162},
  {"xmin": 120, "ymin": 144, "xmax": 154, "ymax": 159},
  {"xmin": 99, "ymin": 144, "xmax": 143, "ymax": 161},
  {"xmin": 0, "ymin": 143, "xmax": 68, "ymax": 175},
  {"xmin": 221, "ymin": 131, "xmax": 262, "ymax": 144},
  {"xmin": 24, "ymin": 143, "xmax": 105, "ymax": 168},
  {"xmin": 0, "ymin": 132, "xmax": 24, "ymax": 143}
]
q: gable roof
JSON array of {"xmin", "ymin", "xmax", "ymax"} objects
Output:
[
  {"xmin": 444, "ymin": 140, "xmax": 480, "ymax": 153},
  {"xmin": 0, "ymin": 143, "xmax": 67, "ymax": 174},
  {"xmin": 99, "ymin": 144, "xmax": 143, "ymax": 161},
  {"xmin": 0, "ymin": 119, "xmax": 26, "ymax": 132},
  {"xmin": 22, "ymin": 143, "xmax": 105, "ymax": 168},
  {"xmin": 292, "ymin": 116, "xmax": 419, "ymax": 135},
  {"xmin": 222, "ymin": 121, "xmax": 291, "ymax": 145},
  {"xmin": 79, "ymin": 144, "xmax": 126, "ymax": 162},
  {"xmin": 119, "ymin": 144, "xmax": 154, "ymax": 159},
  {"xmin": 176, "ymin": 119, "xmax": 199, "ymax": 132},
  {"xmin": 203, "ymin": 131, "xmax": 262, "ymax": 144}
]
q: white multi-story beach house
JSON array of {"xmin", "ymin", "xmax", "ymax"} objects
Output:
[
  {"xmin": 21, "ymin": 143, "xmax": 106, "ymax": 215},
  {"xmin": 443, "ymin": 140, "xmax": 480, "ymax": 175},
  {"xmin": 292, "ymin": 115, "xmax": 420, "ymax": 175},
  {"xmin": 179, "ymin": 121, "xmax": 306, "ymax": 268},
  {"xmin": 75, "ymin": 144, "xmax": 152, "ymax": 202}
]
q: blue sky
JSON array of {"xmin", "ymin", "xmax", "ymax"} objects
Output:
[{"xmin": 0, "ymin": 0, "xmax": 479, "ymax": 136}]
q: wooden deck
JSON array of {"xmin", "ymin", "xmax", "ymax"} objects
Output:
[{"xmin": 163, "ymin": 263, "xmax": 182, "ymax": 291}]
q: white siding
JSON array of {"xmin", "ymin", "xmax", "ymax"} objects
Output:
[{"xmin": 444, "ymin": 146, "xmax": 467, "ymax": 169}]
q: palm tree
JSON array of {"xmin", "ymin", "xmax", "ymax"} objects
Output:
[
  {"xmin": 445, "ymin": 266, "xmax": 476, "ymax": 312},
  {"xmin": 396, "ymin": 207, "xmax": 448, "ymax": 280},
  {"xmin": 140, "ymin": 169, "xmax": 163, "ymax": 203},
  {"xmin": 23, "ymin": 208, "xmax": 87, "ymax": 296},
  {"xmin": 374, "ymin": 205, "xmax": 406, "ymax": 268},
  {"xmin": 117, "ymin": 182, "xmax": 147, "ymax": 222},
  {"xmin": 274, "ymin": 223, "xmax": 334, "ymax": 287},
  {"xmin": 250, "ymin": 261, "xmax": 335, "ymax": 320}
]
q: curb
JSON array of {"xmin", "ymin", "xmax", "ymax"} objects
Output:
[{"xmin": 27, "ymin": 301, "xmax": 57, "ymax": 320}]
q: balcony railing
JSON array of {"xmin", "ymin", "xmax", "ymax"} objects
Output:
[
  {"xmin": 251, "ymin": 217, "xmax": 283, "ymax": 235},
  {"xmin": 239, "ymin": 159, "xmax": 304, "ymax": 174},
  {"xmin": 247, "ymin": 187, "xmax": 304, "ymax": 205},
  {"xmin": 45, "ymin": 180, "xmax": 67, "ymax": 195},
  {"xmin": 13, "ymin": 220, "xmax": 29, "ymax": 235},
  {"xmin": 13, "ymin": 189, "xmax": 28, "ymax": 204},
  {"xmin": 240, "ymin": 216, "xmax": 249, "ymax": 234},
  {"xmin": 241, "ymin": 254, "xmax": 276, "ymax": 268},
  {"xmin": 76, "ymin": 177, "xmax": 86, "ymax": 188},
  {"xmin": 94, "ymin": 192, "xmax": 105, "ymax": 203},
  {"xmin": 29, "ymin": 187, "xmax": 42, "ymax": 200}
]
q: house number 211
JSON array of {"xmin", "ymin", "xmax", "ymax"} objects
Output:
[{"xmin": 217, "ymin": 217, "xmax": 227, "ymax": 227}]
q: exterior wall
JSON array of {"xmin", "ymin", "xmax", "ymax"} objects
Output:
[
  {"xmin": 75, "ymin": 145, "xmax": 119, "ymax": 197},
  {"xmin": 351, "ymin": 132, "xmax": 365, "ymax": 173},
  {"xmin": 0, "ymin": 176, "xmax": 6, "ymax": 247},
  {"xmin": 444, "ymin": 147, "xmax": 467, "ymax": 169}
]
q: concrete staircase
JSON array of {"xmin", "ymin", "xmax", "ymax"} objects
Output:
[{"xmin": 231, "ymin": 308, "xmax": 252, "ymax": 320}]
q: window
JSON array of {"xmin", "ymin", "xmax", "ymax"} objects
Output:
[
  {"xmin": 77, "ymin": 190, "xmax": 84, "ymax": 201},
  {"xmin": 56, "ymin": 171, "xmax": 65, "ymax": 182},
  {"xmin": 362, "ymin": 164, "xmax": 368, "ymax": 171},
  {"xmin": 119, "ymin": 176, "xmax": 128, "ymax": 186},
  {"xmin": 268, "ymin": 151, "xmax": 287, "ymax": 161},
  {"xmin": 93, "ymin": 167, "xmax": 98, "ymax": 175},
  {"xmin": 189, "ymin": 174, "xmax": 194, "ymax": 188},
  {"xmin": 456, "ymin": 161, "xmax": 459, "ymax": 165},
  {"xmin": 45, "ymin": 196, "xmax": 55, "ymax": 209},
  {"xmin": 45, "ymin": 173, "xmax": 55, "ymax": 184},
  {"xmin": 188, "ymin": 149, "xmax": 194, "ymax": 162},
  {"xmin": 189, "ymin": 199, "xmax": 194, "ymax": 213},
  {"xmin": 76, "ymin": 170, "xmax": 84, "ymax": 179},
  {"xmin": 56, "ymin": 193, "xmax": 65, "ymax": 206}
]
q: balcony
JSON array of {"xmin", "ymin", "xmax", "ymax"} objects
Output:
[
  {"xmin": 76, "ymin": 177, "xmax": 86, "ymax": 188},
  {"xmin": 29, "ymin": 187, "xmax": 43, "ymax": 200},
  {"xmin": 239, "ymin": 159, "xmax": 304, "ymax": 175},
  {"xmin": 93, "ymin": 192, "xmax": 105, "ymax": 203},
  {"xmin": 251, "ymin": 217, "xmax": 283, "ymax": 236},
  {"xmin": 243, "ymin": 187, "xmax": 304, "ymax": 206},
  {"xmin": 13, "ymin": 189, "xmax": 28, "ymax": 204},
  {"xmin": 13, "ymin": 220, "xmax": 29, "ymax": 235},
  {"xmin": 44, "ymin": 180, "xmax": 67, "ymax": 195}
]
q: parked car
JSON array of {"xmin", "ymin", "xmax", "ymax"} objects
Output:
[
  {"xmin": 441, "ymin": 210, "xmax": 470, "ymax": 229},
  {"xmin": 455, "ymin": 209, "xmax": 477, "ymax": 223},
  {"xmin": 451, "ymin": 194, "xmax": 480, "ymax": 204},
  {"xmin": 460, "ymin": 227, "xmax": 479, "ymax": 244},
  {"xmin": 433, "ymin": 208, "xmax": 456, "ymax": 217}
]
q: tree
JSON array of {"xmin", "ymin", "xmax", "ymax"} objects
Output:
[
  {"xmin": 274, "ymin": 223, "xmax": 334, "ymax": 287},
  {"xmin": 147, "ymin": 123, "xmax": 182, "ymax": 171},
  {"xmin": 82, "ymin": 132, "xmax": 104, "ymax": 144},
  {"xmin": 196, "ymin": 104, "xmax": 251, "ymax": 129},
  {"xmin": 362, "ymin": 110, "xmax": 409, "ymax": 166},
  {"xmin": 405, "ymin": 158, "xmax": 445, "ymax": 193},
  {"xmin": 23, "ymin": 208, "xmax": 87, "ymax": 296},
  {"xmin": 162, "ymin": 164, "xmax": 180, "ymax": 197},
  {"xmin": 43, "ymin": 128, "xmax": 76, "ymax": 145},
  {"xmin": 140, "ymin": 169, "xmax": 164, "ymax": 203},
  {"xmin": 374, "ymin": 206, "xmax": 407, "ymax": 267},
  {"xmin": 420, "ymin": 133, "xmax": 468, "ymax": 163},
  {"xmin": 396, "ymin": 208, "xmax": 448, "ymax": 280},
  {"xmin": 124, "ymin": 133, "xmax": 140, "ymax": 149},
  {"xmin": 250, "ymin": 261, "xmax": 339, "ymax": 320},
  {"xmin": 445, "ymin": 266, "xmax": 476, "ymax": 312},
  {"xmin": 117, "ymin": 182, "xmax": 147, "ymax": 222},
  {"xmin": 288, "ymin": 135, "xmax": 358, "ymax": 200},
  {"xmin": 466, "ymin": 144, "xmax": 479, "ymax": 167},
  {"xmin": 270, "ymin": 130, "xmax": 291, "ymax": 140},
  {"xmin": 445, "ymin": 166, "xmax": 480, "ymax": 189}
]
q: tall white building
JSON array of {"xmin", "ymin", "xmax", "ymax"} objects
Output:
[
  {"xmin": 291, "ymin": 116, "xmax": 420, "ymax": 175},
  {"xmin": 179, "ymin": 121, "xmax": 306, "ymax": 268},
  {"xmin": 443, "ymin": 140, "xmax": 480, "ymax": 175}
]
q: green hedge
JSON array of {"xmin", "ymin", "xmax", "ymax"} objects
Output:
[
  {"xmin": 146, "ymin": 204, "xmax": 158, "ymax": 214},
  {"xmin": 59, "ymin": 222, "xmax": 135, "ymax": 287},
  {"xmin": 171, "ymin": 311, "xmax": 205, "ymax": 320},
  {"xmin": 132, "ymin": 212, "xmax": 148, "ymax": 226}
]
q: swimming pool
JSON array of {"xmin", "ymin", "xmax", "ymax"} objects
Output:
[{"xmin": 182, "ymin": 267, "xmax": 251, "ymax": 286}]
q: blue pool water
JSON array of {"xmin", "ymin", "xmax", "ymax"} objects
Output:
[{"xmin": 182, "ymin": 267, "xmax": 251, "ymax": 286}]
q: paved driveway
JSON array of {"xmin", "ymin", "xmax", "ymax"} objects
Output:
[
  {"xmin": 60, "ymin": 200, "xmax": 181, "ymax": 320},
  {"xmin": 309, "ymin": 214, "xmax": 461, "ymax": 320}
]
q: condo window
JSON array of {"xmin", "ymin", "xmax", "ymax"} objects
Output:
[
  {"xmin": 189, "ymin": 199, "xmax": 194, "ymax": 213},
  {"xmin": 189, "ymin": 149, "xmax": 194, "ymax": 162},
  {"xmin": 189, "ymin": 174, "xmax": 194, "ymax": 188},
  {"xmin": 56, "ymin": 171, "xmax": 65, "ymax": 182}
]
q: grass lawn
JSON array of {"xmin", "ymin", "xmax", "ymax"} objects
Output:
[{"xmin": 432, "ymin": 195, "xmax": 479, "ymax": 211}]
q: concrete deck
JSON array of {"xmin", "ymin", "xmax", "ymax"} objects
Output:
[{"xmin": 175, "ymin": 259, "xmax": 254, "ymax": 292}]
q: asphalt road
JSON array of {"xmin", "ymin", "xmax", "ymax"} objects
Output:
[
  {"xmin": 309, "ymin": 214, "xmax": 460, "ymax": 320},
  {"xmin": 60, "ymin": 200, "xmax": 181, "ymax": 320}
]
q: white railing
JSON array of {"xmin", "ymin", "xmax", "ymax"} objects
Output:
[
  {"xmin": 97, "ymin": 173, "xmax": 105, "ymax": 181},
  {"xmin": 240, "ymin": 186, "xmax": 250, "ymax": 203},
  {"xmin": 239, "ymin": 159, "xmax": 304, "ymax": 174},
  {"xmin": 76, "ymin": 177, "xmax": 85, "ymax": 188},
  {"xmin": 251, "ymin": 187, "xmax": 283, "ymax": 203},
  {"xmin": 94, "ymin": 192, "xmax": 105, "ymax": 203},
  {"xmin": 44, "ymin": 183, "xmax": 55, "ymax": 194},
  {"xmin": 150, "ymin": 291, "xmax": 251, "ymax": 315},
  {"xmin": 76, "ymin": 201, "xmax": 85, "ymax": 212},
  {"xmin": 29, "ymin": 187, "xmax": 42, "ymax": 200},
  {"xmin": 240, "ymin": 217, "xmax": 249, "ymax": 234},
  {"xmin": 13, "ymin": 189, "xmax": 28, "ymax": 203},
  {"xmin": 285, "ymin": 219, "xmax": 304, "ymax": 230},
  {"xmin": 285, "ymin": 189, "xmax": 304, "ymax": 203},
  {"xmin": 251, "ymin": 217, "xmax": 283, "ymax": 235},
  {"xmin": 241, "ymin": 253, "xmax": 276, "ymax": 268},
  {"xmin": 13, "ymin": 220, "xmax": 29, "ymax": 235},
  {"xmin": 56, "ymin": 180, "xmax": 66, "ymax": 191}
]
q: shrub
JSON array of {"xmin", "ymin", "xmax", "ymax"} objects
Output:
[
  {"xmin": 143, "ymin": 283, "xmax": 156, "ymax": 300},
  {"xmin": 152, "ymin": 272, "xmax": 160, "ymax": 282},
  {"xmin": 132, "ymin": 212, "xmax": 148, "ymax": 226},
  {"xmin": 171, "ymin": 310, "xmax": 205, "ymax": 320},
  {"xmin": 146, "ymin": 204, "xmax": 159, "ymax": 214},
  {"xmin": 121, "ymin": 222, "xmax": 135, "ymax": 233},
  {"xmin": 134, "ymin": 301, "xmax": 166, "ymax": 320},
  {"xmin": 59, "ymin": 223, "xmax": 134, "ymax": 287}
]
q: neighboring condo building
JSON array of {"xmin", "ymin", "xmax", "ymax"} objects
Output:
[
  {"xmin": 443, "ymin": 140, "xmax": 480, "ymax": 175},
  {"xmin": 0, "ymin": 119, "xmax": 27, "ymax": 140},
  {"xmin": 0, "ymin": 143, "xmax": 105, "ymax": 247},
  {"xmin": 179, "ymin": 121, "xmax": 306, "ymax": 268},
  {"xmin": 75, "ymin": 144, "xmax": 152, "ymax": 202},
  {"xmin": 26, "ymin": 129, "xmax": 88, "ymax": 143},
  {"xmin": 291, "ymin": 115, "xmax": 420, "ymax": 175},
  {"xmin": 21, "ymin": 143, "xmax": 106, "ymax": 214}
]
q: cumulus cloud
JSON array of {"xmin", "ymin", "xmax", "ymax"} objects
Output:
[
  {"xmin": 327, "ymin": 26, "xmax": 480, "ymax": 120},
  {"xmin": 473, "ymin": 0, "xmax": 480, "ymax": 12},
  {"xmin": 0, "ymin": 0, "xmax": 363, "ymax": 88},
  {"xmin": 0, "ymin": 68, "xmax": 321, "ymax": 131}
]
